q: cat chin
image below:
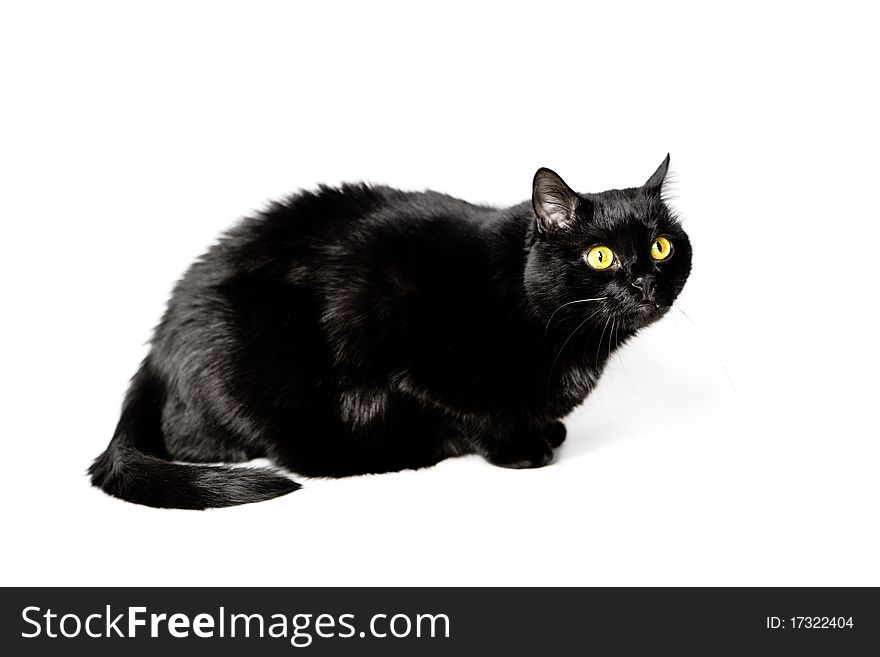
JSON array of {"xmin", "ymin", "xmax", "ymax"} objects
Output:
[{"xmin": 614, "ymin": 304, "xmax": 670, "ymax": 330}]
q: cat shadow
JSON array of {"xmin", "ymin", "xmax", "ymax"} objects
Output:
[{"xmin": 557, "ymin": 353, "xmax": 734, "ymax": 461}]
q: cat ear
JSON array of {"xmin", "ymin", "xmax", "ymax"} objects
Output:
[
  {"xmin": 644, "ymin": 153, "xmax": 671, "ymax": 189},
  {"xmin": 532, "ymin": 168, "xmax": 579, "ymax": 233}
]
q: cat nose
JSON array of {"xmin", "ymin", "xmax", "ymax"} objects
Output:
[{"xmin": 631, "ymin": 275, "xmax": 656, "ymax": 301}]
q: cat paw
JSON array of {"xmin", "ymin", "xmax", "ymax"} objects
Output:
[
  {"xmin": 540, "ymin": 421, "xmax": 566, "ymax": 448},
  {"xmin": 486, "ymin": 435, "xmax": 554, "ymax": 469}
]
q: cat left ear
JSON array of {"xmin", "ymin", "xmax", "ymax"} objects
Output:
[
  {"xmin": 532, "ymin": 168, "xmax": 579, "ymax": 233},
  {"xmin": 644, "ymin": 153, "xmax": 671, "ymax": 190}
]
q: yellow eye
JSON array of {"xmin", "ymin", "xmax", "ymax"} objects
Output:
[
  {"xmin": 586, "ymin": 245, "xmax": 614, "ymax": 270},
  {"xmin": 651, "ymin": 236, "xmax": 672, "ymax": 261}
]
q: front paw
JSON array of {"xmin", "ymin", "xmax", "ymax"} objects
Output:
[
  {"xmin": 486, "ymin": 434, "xmax": 554, "ymax": 469},
  {"xmin": 540, "ymin": 421, "xmax": 566, "ymax": 448}
]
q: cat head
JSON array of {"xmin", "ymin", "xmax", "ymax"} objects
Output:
[{"xmin": 525, "ymin": 155, "xmax": 692, "ymax": 333}]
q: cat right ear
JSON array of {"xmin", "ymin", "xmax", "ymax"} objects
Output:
[
  {"xmin": 644, "ymin": 153, "xmax": 671, "ymax": 190},
  {"xmin": 532, "ymin": 168, "xmax": 579, "ymax": 234}
]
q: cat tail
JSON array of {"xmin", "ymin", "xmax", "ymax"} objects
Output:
[{"xmin": 88, "ymin": 362, "xmax": 301, "ymax": 510}]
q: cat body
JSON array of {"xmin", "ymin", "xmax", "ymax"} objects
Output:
[{"xmin": 90, "ymin": 157, "xmax": 691, "ymax": 508}]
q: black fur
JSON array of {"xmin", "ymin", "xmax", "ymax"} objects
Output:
[{"xmin": 90, "ymin": 156, "xmax": 691, "ymax": 509}]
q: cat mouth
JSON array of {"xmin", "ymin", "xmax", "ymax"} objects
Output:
[
  {"xmin": 635, "ymin": 301, "xmax": 661, "ymax": 313},
  {"xmin": 613, "ymin": 300, "xmax": 667, "ymax": 327}
]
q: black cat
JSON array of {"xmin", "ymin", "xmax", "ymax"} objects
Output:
[{"xmin": 89, "ymin": 156, "xmax": 691, "ymax": 509}]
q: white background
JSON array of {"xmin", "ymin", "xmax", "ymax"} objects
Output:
[{"xmin": 2, "ymin": 1, "xmax": 878, "ymax": 586}]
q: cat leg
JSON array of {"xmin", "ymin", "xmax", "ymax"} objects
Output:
[
  {"xmin": 471, "ymin": 421, "xmax": 565, "ymax": 470},
  {"xmin": 541, "ymin": 420, "xmax": 567, "ymax": 448},
  {"xmin": 391, "ymin": 373, "xmax": 563, "ymax": 469}
]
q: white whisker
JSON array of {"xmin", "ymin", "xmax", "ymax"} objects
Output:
[
  {"xmin": 674, "ymin": 303, "xmax": 737, "ymax": 393},
  {"xmin": 616, "ymin": 334, "xmax": 659, "ymax": 411},
  {"xmin": 608, "ymin": 319, "xmax": 616, "ymax": 362},
  {"xmin": 544, "ymin": 297, "xmax": 607, "ymax": 336},
  {"xmin": 595, "ymin": 317, "xmax": 611, "ymax": 366},
  {"xmin": 547, "ymin": 307, "xmax": 604, "ymax": 381}
]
